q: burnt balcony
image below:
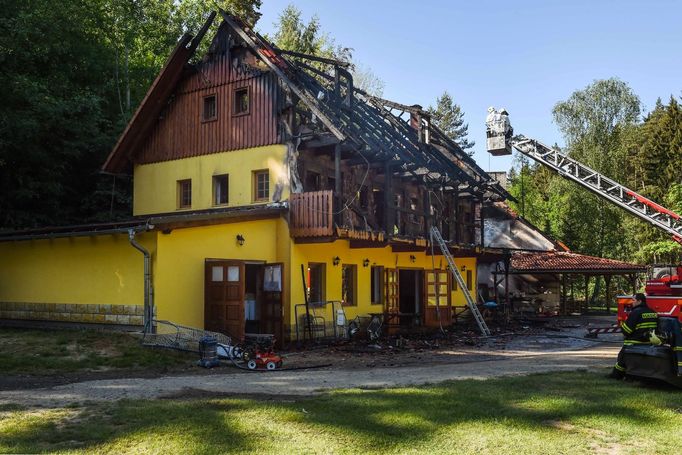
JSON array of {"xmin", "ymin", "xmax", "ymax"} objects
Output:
[
  {"xmin": 289, "ymin": 190, "xmax": 334, "ymax": 238},
  {"xmin": 289, "ymin": 190, "xmax": 480, "ymax": 247}
]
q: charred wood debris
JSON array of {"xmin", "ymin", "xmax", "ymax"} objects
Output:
[{"xmin": 219, "ymin": 11, "xmax": 511, "ymax": 243}]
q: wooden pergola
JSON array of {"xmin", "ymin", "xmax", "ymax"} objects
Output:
[{"xmin": 493, "ymin": 251, "xmax": 647, "ymax": 315}]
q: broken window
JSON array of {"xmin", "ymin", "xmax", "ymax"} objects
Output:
[
  {"xmin": 308, "ymin": 263, "xmax": 326, "ymax": 303},
  {"xmin": 371, "ymin": 265, "xmax": 384, "ymax": 304},
  {"xmin": 305, "ymin": 171, "xmax": 322, "ymax": 191},
  {"xmin": 233, "ymin": 87, "xmax": 249, "ymax": 115},
  {"xmin": 342, "ymin": 264, "xmax": 357, "ymax": 306},
  {"xmin": 213, "ymin": 174, "xmax": 228, "ymax": 205},
  {"xmin": 359, "ymin": 187, "xmax": 369, "ymax": 210}
]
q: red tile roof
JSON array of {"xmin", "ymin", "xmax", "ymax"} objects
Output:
[{"xmin": 511, "ymin": 251, "xmax": 646, "ymax": 273}]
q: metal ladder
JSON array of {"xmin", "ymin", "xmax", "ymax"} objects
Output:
[
  {"xmin": 430, "ymin": 227, "xmax": 491, "ymax": 336},
  {"xmin": 511, "ymin": 136, "xmax": 682, "ymax": 244}
]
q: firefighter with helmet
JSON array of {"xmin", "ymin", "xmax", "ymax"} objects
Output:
[{"xmin": 609, "ymin": 293, "xmax": 659, "ymax": 379}]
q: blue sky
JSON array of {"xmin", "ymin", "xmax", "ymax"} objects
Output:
[{"xmin": 257, "ymin": 0, "xmax": 682, "ymax": 172}]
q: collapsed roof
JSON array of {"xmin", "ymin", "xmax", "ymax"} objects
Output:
[{"xmin": 104, "ymin": 9, "xmax": 507, "ymax": 201}]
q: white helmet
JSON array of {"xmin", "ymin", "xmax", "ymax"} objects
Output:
[
  {"xmin": 500, "ymin": 107, "xmax": 508, "ymax": 114},
  {"xmin": 487, "ymin": 106, "xmax": 495, "ymax": 113}
]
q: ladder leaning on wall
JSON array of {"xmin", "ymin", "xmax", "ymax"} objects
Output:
[{"xmin": 430, "ymin": 226, "xmax": 491, "ymax": 337}]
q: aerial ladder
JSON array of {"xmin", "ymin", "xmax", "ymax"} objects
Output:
[
  {"xmin": 430, "ymin": 226, "xmax": 491, "ymax": 336},
  {"xmin": 485, "ymin": 109, "xmax": 682, "ymax": 322}
]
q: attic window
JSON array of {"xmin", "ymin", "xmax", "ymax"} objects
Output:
[
  {"xmin": 202, "ymin": 94, "xmax": 217, "ymax": 122},
  {"xmin": 233, "ymin": 87, "xmax": 250, "ymax": 115}
]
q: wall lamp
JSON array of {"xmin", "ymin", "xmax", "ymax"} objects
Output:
[
  {"xmin": 236, "ymin": 234, "xmax": 245, "ymax": 246},
  {"xmin": 461, "ymin": 265, "xmax": 466, "ymax": 271},
  {"xmin": 363, "ymin": 258, "xmax": 370, "ymax": 267},
  {"xmin": 409, "ymin": 255, "xmax": 416, "ymax": 263},
  {"xmin": 332, "ymin": 256, "xmax": 341, "ymax": 266}
]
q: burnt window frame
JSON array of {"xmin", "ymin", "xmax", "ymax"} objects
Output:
[
  {"xmin": 177, "ymin": 179, "xmax": 192, "ymax": 209},
  {"xmin": 341, "ymin": 264, "xmax": 358, "ymax": 306},
  {"xmin": 253, "ymin": 169, "xmax": 270, "ymax": 202},
  {"xmin": 308, "ymin": 262, "xmax": 326, "ymax": 303},
  {"xmin": 201, "ymin": 94, "xmax": 218, "ymax": 122},
  {"xmin": 370, "ymin": 265, "xmax": 384, "ymax": 305},
  {"xmin": 212, "ymin": 174, "xmax": 229, "ymax": 206},
  {"xmin": 233, "ymin": 86, "xmax": 250, "ymax": 116}
]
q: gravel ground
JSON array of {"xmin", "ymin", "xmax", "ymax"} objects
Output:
[{"xmin": 0, "ymin": 338, "xmax": 620, "ymax": 408}]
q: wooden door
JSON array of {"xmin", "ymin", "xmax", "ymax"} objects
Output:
[
  {"xmin": 205, "ymin": 260, "xmax": 245, "ymax": 341},
  {"xmin": 425, "ymin": 269, "xmax": 451, "ymax": 327},
  {"xmin": 260, "ymin": 263, "xmax": 284, "ymax": 345},
  {"xmin": 384, "ymin": 268, "xmax": 399, "ymax": 331}
]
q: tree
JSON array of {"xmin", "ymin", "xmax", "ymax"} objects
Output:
[
  {"xmin": 270, "ymin": 4, "xmax": 384, "ymax": 96},
  {"xmin": 272, "ymin": 4, "xmax": 333, "ymax": 57},
  {"xmin": 509, "ymin": 79, "xmax": 641, "ymax": 259},
  {"xmin": 0, "ymin": 0, "xmax": 119, "ymax": 228},
  {"xmin": 0, "ymin": 0, "xmax": 265, "ymax": 229},
  {"xmin": 352, "ymin": 64, "xmax": 385, "ymax": 97},
  {"xmin": 427, "ymin": 91, "xmax": 474, "ymax": 153}
]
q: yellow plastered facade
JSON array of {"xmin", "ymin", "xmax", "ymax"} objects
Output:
[
  {"xmin": 288, "ymin": 241, "xmax": 476, "ymax": 327},
  {"xmin": 0, "ymin": 232, "xmax": 155, "ymax": 306},
  {"xmin": 133, "ymin": 144, "xmax": 290, "ymax": 216},
  {"xmin": 0, "ymin": 140, "xmax": 479, "ymax": 338},
  {"xmin": 153, "ymin": 218, "xmax": 289, "ymax": 329}
]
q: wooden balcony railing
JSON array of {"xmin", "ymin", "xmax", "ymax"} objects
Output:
[{"xmin": 289, "ymin": 190, "xmax": 334, "ymax": 237}]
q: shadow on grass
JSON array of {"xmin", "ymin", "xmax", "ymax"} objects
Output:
[
  {"xmin": 1, "ymin": 399, "xmax": 259, "ymax": 454},
  {"xmin": 2, "ymin": 371, "xmax": 681, "ymax": 453}
]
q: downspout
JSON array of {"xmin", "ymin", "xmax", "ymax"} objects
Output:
[{"xmin": 129, "ymin": 229, "xmax": 153, "ymax": 333}]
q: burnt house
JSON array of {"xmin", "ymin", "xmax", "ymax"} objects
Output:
[{"xmin": 0, "ymin": 11, "xmax": 510, "ymax": 341}]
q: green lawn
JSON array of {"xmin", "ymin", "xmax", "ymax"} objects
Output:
[
  {"xmin": 2, "ymin": 372, "xmax": 681, "ymax": 454},
  {"xmin": 0, "ymin": 328, "xmax": 194, "ymax": 375}
]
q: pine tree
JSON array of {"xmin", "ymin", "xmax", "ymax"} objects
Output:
[{"xmin": 426, "ymin": 91, "xmax": 474, "ymax": 154}]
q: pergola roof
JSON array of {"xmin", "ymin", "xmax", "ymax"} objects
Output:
[{"xmin": 510, "ymin": 251, "xmax": 646, "ymax": 275}]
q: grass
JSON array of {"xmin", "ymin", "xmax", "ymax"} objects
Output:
[
  {"xmin": 0, "ymin": 328, "xmax": 194, "ymax": 375},
  {"xmin": 2, "ymin": 372, "xmax": 682, "ymax": 454}
]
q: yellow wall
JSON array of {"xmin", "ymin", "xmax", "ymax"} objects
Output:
[
  {"xmin": 154, "ymin": 218, "xmax": 288, "ymax": 328},
  {"xmin": 0, "ymin": 218, "xmax": 477, "ymax": 339},
  {"xmin": 133, "ymin": 144, "xmax": 289, "ymax": 216},
  {"xmin": 288, "ymin": 240, "xmax": 477, "ymax": 327},
  {"xmin": 0, "ymin": 232, "xmax": 155, "ymax": 306}
]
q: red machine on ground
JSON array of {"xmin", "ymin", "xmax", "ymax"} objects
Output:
[{"xmin": 485, "ymin": 109, "xmax": 682, "ymax": 322}]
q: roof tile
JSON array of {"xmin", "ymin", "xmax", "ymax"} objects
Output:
[{"xmin": 511, "ymin": 251, "xmax": 645, "ymax": 272}]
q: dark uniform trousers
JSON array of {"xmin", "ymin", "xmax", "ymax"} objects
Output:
[{"xmin": 614, "ymin": 304, "xmax": 659, "ymax": 374}]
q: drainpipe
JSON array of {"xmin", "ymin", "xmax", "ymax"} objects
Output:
[{"xmin": 129, "ymin": 229, "xmax": 154, "ymax": 333}]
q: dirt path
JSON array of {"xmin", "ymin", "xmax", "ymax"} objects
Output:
[{"xmin": 0, "ymin": 342, "xmax": 619, "ymax": 408}]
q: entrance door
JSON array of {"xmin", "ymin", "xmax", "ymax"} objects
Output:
[
  {"xmin": 260, "ymin": 263, "xmax": 284, "ymax": 344},
  {"xmin": 425, "ymin": 269, "xmax": 452, "ymax": 327},
  {"xmin": 398, "ymin": 269, "xmax": 423, "ymax": 326},
  {"xmin": 205, "ymin": 260, "xmax": 245, "ymax": 340}
]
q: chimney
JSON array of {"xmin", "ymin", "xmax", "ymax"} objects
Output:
[{"xmin": 409, "ymin": 105, "xmax": 429, "ymax": 143}]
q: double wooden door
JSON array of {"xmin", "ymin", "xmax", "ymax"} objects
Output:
[
  {"xmin": 204, "ymin": 260, "xmax": 283, "ymax": 343},
  {"xmin": 383, "ymin": 268, "xmax": 452, "ymax": 329}
]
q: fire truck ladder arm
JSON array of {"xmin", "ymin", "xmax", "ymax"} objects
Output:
[{"xmin": 510, "ymin": 136, "xmax": 682, "ymax": 244}]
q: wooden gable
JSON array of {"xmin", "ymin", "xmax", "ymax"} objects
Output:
[{"xmin": 103, "ymin": 17, "xmax": 283, "ymax": 174}]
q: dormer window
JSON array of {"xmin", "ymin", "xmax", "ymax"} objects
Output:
[
  {"xmin": 202, "ymin": 94, "xmax": 217, "ymax": 122},
  {"xmin": 233, "ymin": 87, "xmax": 249, "ymax": 115}
]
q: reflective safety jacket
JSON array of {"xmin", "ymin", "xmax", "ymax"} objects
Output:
[{"xmin": 621, "ymin": 304, "xmax": 658, "ymax": 345}]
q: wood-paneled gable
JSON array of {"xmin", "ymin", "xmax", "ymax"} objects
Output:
[{"xmin": 136, "ymin": 54, "xmax": 283, "ymax": 165}]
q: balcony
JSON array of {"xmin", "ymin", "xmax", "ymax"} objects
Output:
[{"xmin": 289, "ymin": 190, "xmax": 334, "ymax": 238}]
